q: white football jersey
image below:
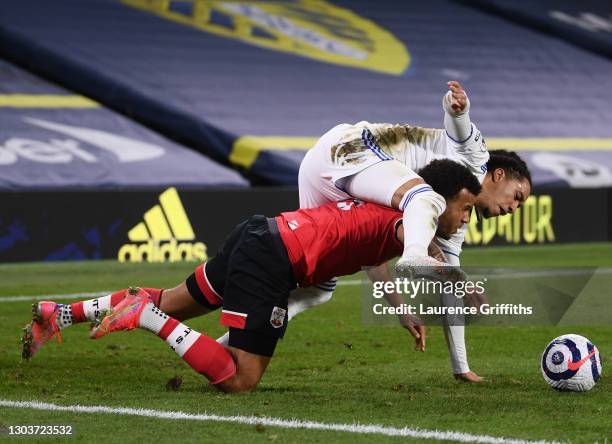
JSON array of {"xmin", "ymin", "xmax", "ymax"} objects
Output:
[
  {"xmin": 364, "ymin": 122, "xmax": 490, "ymax": 263},
  {"xmin": 298, "ymin": 121, "xmax": 490, "ymax": 262},
  {"xmin": 364, "ymin": 122, "xmax": 489, "ymax": 179}
]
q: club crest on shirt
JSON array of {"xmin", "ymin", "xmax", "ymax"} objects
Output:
[{"xmin": 270, "ymin": 306, "xmax": 287, "ymax": 328}]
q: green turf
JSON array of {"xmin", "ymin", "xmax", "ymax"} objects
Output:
[{"xmin": 0, "ymin": 242, "xmax": 611, "ymax": 443}]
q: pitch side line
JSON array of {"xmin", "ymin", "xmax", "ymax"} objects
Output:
[
  {"xmin": 0, "ymin": 399, "xmax": 560, "ymax": 444},
  {"xmin": 0, "ymin": 291, "xmax": 110, "ymax": 303},
  {"xmin": 1, "ymin": 268, "xmax": 611, "ymax": 303}
]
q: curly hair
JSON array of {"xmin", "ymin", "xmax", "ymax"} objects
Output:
[
  {"xmin": 418, "ymin": 159, "xmax": 482, "ymax": 200},
  {"xmin": 487, "ymin": 150, "xmax": 532, "ymax": 187}
]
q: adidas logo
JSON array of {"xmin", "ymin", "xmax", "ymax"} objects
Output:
[{"xmin": 117, "ymin": 187, "xmax": 207, "ymax": 263}]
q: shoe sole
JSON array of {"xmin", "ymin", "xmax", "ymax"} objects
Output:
[
  {"xmin": 32, "ymin": 302, "xmax": 42, "ymax": 322},
  {"xmin": 22, "ymin": 302, "xmax": 41, "ymax": 360},
  {"xmin": 21, "ymin": 323, "xmax": 34, "ymax": 360},
  {"xmin": 23, "ymin": 302, "xmax": 59, "ymax": 360},
  {"xmin": 89, "ymin": 308, "xmax": 115, "ymax": 339}
]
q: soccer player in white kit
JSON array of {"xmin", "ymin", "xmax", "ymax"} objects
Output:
[
  {"xmin": 285, "ymin": 81, "xmax": 531, "ymax": 382},
  {"xmin": 218, "ymin": 81, "xmax": 532, "ymax": 382}
]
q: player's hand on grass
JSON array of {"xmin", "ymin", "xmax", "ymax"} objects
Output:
[
  {"xmin": 454, "ymin": 371, "xmax": 485, "ymax": 383},
  {"xmin": 444, "ymin": 81, "xmax": 470, "ymax": 115},
  {"xmin": 399, "ymin": 313, "xmax": 426, "ymax": 352}
]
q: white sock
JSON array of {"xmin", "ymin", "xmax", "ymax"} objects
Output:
[
  {"xmin": 138, "ymin": 302, "xmax": 170, "ymax": 334},
  {"xmin": 399, "ymin": 184, "xmax": 446, "ymax": 257},
  {"xmin": 56, "ymin": 305, "xmax": 73, "ymax": 330},
  {"xmin": 82, "ymin": 294, "xmax": 113, "ymax": 321},
  {"xmin": 138, "ymin": 302, "xmax": 201, "ymax": 356},
  {"xmin": 54, "ymin": 294, "xmax": 115, "ymax": 330}
]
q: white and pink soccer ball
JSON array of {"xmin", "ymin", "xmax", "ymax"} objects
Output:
[{"xmin": 541, "ymin": 334, "xmax": 602, "ymax": 392}]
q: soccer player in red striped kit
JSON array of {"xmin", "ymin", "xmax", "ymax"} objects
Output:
[{"xmin": 22, "ymin": 159, "xmax": 480, "ymax": 392}]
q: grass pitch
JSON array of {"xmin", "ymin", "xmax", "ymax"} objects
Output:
[{"xmin": 0, "ymin": 243, "xmax": 611, "ymax": 443}]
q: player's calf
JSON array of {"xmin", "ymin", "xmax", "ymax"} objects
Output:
[
  {"xmin": 21, "ymin": 287, "xmax": 164, "ymax": 360},
  {"xmin": 91, "ymin": 288, "xmax": 237, "ymax": 387},
  {"xmin": 32, "ymin": 287, "xmax": 163, "ymax": 329},
  {"xmin": 68, "ymin": 287, "xmax": 163, "ymax": 326},
  {"xmin": 214, "ymin": 341, "xmax": 272, "ymax": 393}
]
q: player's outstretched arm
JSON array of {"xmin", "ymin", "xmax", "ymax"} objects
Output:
[
  {"xmin": 365, "ymin": 263, "xmax": 426, "ymax": 352},
  {"xmin": 432, "ymin": 242, "xmax": 486, "ymax": 383},
  {"xmin": 443, "ymin": 80, "xmax": 472, "ymax": 143}
]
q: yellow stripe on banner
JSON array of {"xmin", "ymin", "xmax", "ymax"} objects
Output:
[
  {"xmin": 230, "ymin": 135, "xmax": 612, "ymax": 169},
  {"xmin": 230, "ymin": 136, "xmax": 318, "ymax": 168},
  {"xmin": 0, "ymin": 94, "xmax": 99, "ymax": 108},
  {"xmin": 144, "ymin": 205, "xmax": 173, "ymax": 241},
  {"xmin": 487, "ymin": 138, "xmax": 612, "ymax": 151},
  {"xmin": 159, "ymin": 187, "xmax": 195, "ymax": 241}
]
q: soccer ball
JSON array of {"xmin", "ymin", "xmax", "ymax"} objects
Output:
[{"xmin": 541, "ymin": 334, "xmax": 602, "ymax": 392}]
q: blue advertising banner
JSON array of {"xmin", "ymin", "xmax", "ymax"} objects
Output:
[
  {"xmin": 0, "ymin": 187, "xmax": 609, "ymax": 263},
  {"xmin": 455, "ymin": 0, "xmax": 612, "ymax": 60},
  {"xmin": 1, "ymin": 1, "xmax": 611, "ymax": 186},
  {"xmin": 0, "ymin": 59, "xmax": 248, "ymax": 190}
]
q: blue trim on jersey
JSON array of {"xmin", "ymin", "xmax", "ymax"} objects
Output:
[
  {"xmin": 480, "ymin": 164, "xmax": 488, "ymax": 173},
  {"xmin": 334, "ymin": 178, "xmax": 348, "ymax": 193},
  {"xmin": 361, "ymin": 128, "xmax": 392, "ymax": 161},
  {"xmin": 315, "ymin": 278, "xmax": 338, "ymax": 292},
  {"xmin": 401, "ymin": 185, "xmax": 433, "ymax": 211},
  {"xmin": 445, "ymin": 123, "xmax": 474, "ymax": 144},
  {"xmin": 315, "ymin": 284, "xmax": 337, "ymax": 292},
  {"xmin": 441, "ymin": 249, "xmax": 460, "ymax": 258}
]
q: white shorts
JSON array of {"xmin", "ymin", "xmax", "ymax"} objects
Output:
[{"xmin": 298, "ymin": 122, "xmax": 418, "ymax": 209}]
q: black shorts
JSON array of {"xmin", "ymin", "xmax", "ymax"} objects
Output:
[{"xmin": 186, "ymin": 215, "xmax": 297, "ymax": 357}]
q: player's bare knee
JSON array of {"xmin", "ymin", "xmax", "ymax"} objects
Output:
[{"xmin": 213, "ymin": 373, "xmax": 259, "ymax": 393}]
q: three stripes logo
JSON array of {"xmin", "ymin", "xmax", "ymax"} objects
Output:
[{"xmin": 117, "ymin": 188, "xmax": 207, "ymax": 263}]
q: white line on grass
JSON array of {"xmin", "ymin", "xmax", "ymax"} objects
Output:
[
  {"xmin": 0, "ymin": 291, "xmax": 109, "ymax": 302},
  {"xmin": 1, "ymin": 268, "xmax": 611, "ymax": 303},
  {"xmin": 477, "ymin": 267, "xmax": 612, "ymax": 280},
  {"xmin": 0, "ymin": 281, "xmax": 364, "ymax": 302},
  {"xmin": 0, "ymin": 399, "xmax": 560, "ymax": 444}
]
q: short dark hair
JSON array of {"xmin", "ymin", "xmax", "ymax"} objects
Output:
[
  {"xmin": 487, "ymin": 150, "xmax": 532, "ymax": 187},
  {"xmin": 418, "ymin": 159, "xmax": 481, "ymax": 200}
]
